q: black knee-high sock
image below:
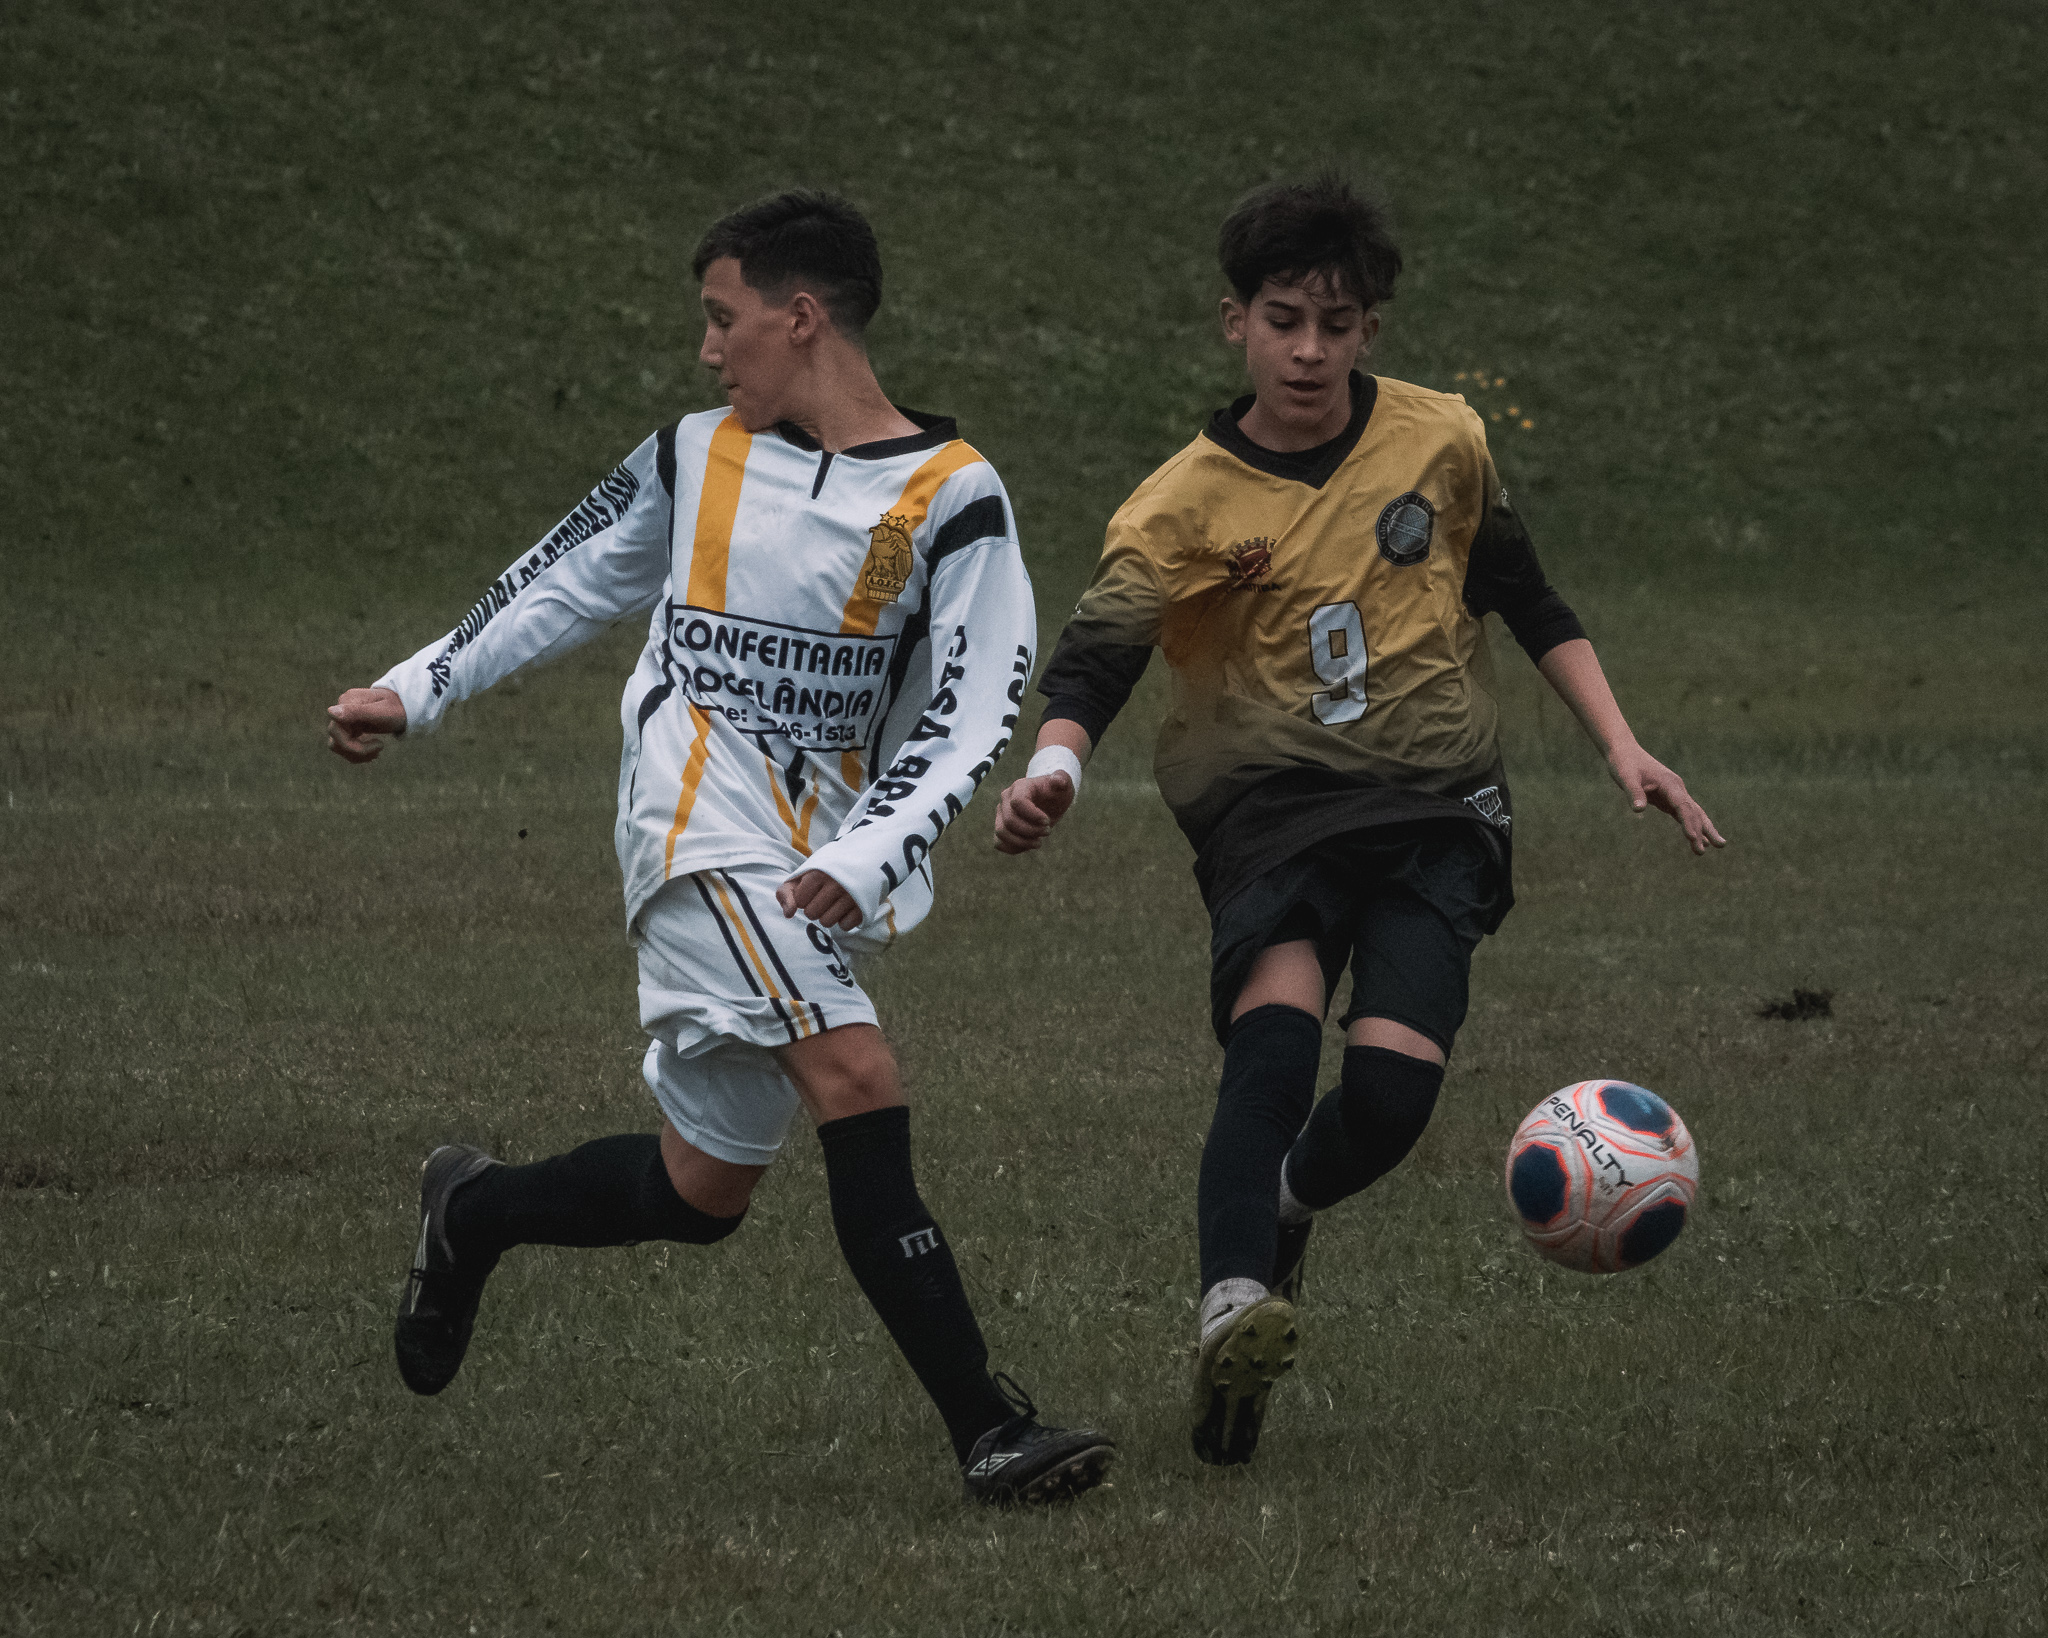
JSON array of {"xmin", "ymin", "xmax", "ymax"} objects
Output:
[
  {"xmin": 817, "ymin": 1106, "xmax": 1012, "ymax": 1463},
  {"xmin": 1198, "ymin": 1004, "xmax": 1323, "ymax": 1293},
  {"xmin": 447, "ymin": 1134, "xmax": 744, "ymax": 1260},
  {"xmin": 1284, "ymin": 1045, "xmax": 1444, "ymax": 1212}
]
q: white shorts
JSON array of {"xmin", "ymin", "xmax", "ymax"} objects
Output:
[{"xmin": 634, "ymin": 863, "xmax": 908, "ymax": 1166}]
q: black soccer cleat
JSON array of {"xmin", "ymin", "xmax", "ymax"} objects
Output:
[
  {"xmin": 1189, "ymin": 1295, "xmax": 1298, "ymax": 1467},
  {"xmin": 394, "ymin": 1144, "xmax": 502, "ymax": 1396},
  {"xmin": 960, "ymin": 1373, "xmax": 1116, "ymax": 1506},
  {"xmin": 1272, "ymin": 1218, "xmax": 1312, "ymax": 1306}
]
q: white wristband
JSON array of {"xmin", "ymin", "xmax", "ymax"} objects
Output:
[{"xmin": 1026, "ymin": 744, "xmax": 1085, "ymax": 795}]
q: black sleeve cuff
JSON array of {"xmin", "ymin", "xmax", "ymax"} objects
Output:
[
  {"xmin": 1500, "ymin": 592, "xmax": 1587, "ymax": 665},
  {"xmin": 1036, "ymin": 628, "xmax": 1152, "ymax": 747}
]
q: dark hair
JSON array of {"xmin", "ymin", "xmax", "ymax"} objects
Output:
[
  {"xmin": 1218, "ymin": 172, "xmax": 1402, "ymax": 309},
  {"xmin": 691, "ymin": 190, "xmax": 884, "ymax": 338}
]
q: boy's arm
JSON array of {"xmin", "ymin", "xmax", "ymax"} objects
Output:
[
  {"xmin": 781, "ymin": 474, "xmax": 1038, "ymax": 928},
  {"xmin": 992, "ymin": 519, "xmax": 1161, "ymax": 854},
  {"xmin": 992, "ymin": 715, "xmax": 1095, "ymax": 855},
  {"xmin": 1536, "ymin": 639, "xmax": 1725, "ymax": 855},
  {"xmin": 325, "ymin": 434, "xmax": 674, "ymax": 762},
  {"xmin": 1461, "ymin": 453, "xmax": 1722, "ymax": 855},
  {"xmin": 327, "ymin": 686, "xmax": 410, "ymax": 762}
]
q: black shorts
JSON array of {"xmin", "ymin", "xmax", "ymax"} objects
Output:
[{"xmin": 1206, "ymin": 821, "xmax": 1505, "ymax": 1050}]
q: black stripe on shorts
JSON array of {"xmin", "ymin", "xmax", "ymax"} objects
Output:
[
  {"xmin": 721, "ymin": 871, "xmax": 830, "ymax": 1037},
  {"xmin": 693, "ymin": 875, "xmax": 800, "ymax": 1043}
]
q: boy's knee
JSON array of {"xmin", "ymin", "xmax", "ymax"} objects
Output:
[
  {"xmin": 1228, "ymin": 1001, "xmax": 1323, "ymax": 1041},
  {"xmin": 658, "ymin": 1125, "xmax": 765, "ymax": 1223},
  {"xmin": 1339, "ymin": 1043, "xmax": 1444, "ymax": 1151},
  {"xmin": 648, "ymin": 1162, "xmax": 748, "ymax": 1243},
  {"xmin": 780, "ymin": 1023, "xmax": 903, "ymax": 1123}
]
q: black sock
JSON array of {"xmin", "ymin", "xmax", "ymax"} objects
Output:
[
  {"xmin": 816, "ymin": 1106, "xmax": 1011, "ymax": 1463},
  {"xmin": 447, "ymin": 1133, "xmax": 744, "ymax": 1260},
  {"xmin": 1284, "ymin": 1045, "xmax": 1444, "ymax": 1212},
  {"xmin": 1197, "ymin": 1004, "xmax": 1323, "ymax": 1292}
]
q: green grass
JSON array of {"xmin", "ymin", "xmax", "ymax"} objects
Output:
[{"xmin": 4, "ymin": 0, "xmax": 2046, "ymax": 1633}]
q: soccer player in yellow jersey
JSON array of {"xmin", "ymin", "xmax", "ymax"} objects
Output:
[{"xmin": 994, "ymin": 175, "xmax": 1724, "ymax": 1467}]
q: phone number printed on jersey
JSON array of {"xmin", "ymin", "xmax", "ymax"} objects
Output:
[{"xmin": 669, "ymin": 607, "xmax": 895, "ymax": 750}]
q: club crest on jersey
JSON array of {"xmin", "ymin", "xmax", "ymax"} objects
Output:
[
  {"xmin": 857, "ymin": 512, "xmax": 915, "ymax": 605},
  {"xmin": 1375, "ymin": 491, "xmax": 1436, "ymax": 567},
  {"xmin": 1225, "ymin": 536, "xmax": 1277, "ymax": 592}
]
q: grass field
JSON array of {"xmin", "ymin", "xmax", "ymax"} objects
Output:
[{"xmin": 4, "ymin": 1, "xmax": 2045, "ymax": 1633}]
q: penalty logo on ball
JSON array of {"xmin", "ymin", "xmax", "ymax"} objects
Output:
[{"xmin": 1504, "ymin": 1080, "xmax": 1699, "ymax": 1274}]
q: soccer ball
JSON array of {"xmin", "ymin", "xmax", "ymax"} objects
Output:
[{"xmin": 1505, "ymin": 1081, "xmax": 1699, "ymax": 1273}]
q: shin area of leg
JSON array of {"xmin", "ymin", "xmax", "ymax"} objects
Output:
[
  {"xmin": 1198, "ymin": 1003, "xmax": 1323, "ymax": 1291},
  {"xmin": 448, "ymin": 1133, "xmax": 747, "ymax": 1258},
  {"xmin": 816, "ymin": 1104, "xmax": 1011, "ymax": 1462}
]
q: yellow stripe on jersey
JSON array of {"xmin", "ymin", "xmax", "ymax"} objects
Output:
[
  {"xmin": 831, "ymin": 441, "xmax": 984, "ymax": 794},
  {"xmin": 686, "ymin": 415, "xmax": 751, "ymax": 610},
  {"xmin": 663, "ymin": 418, "xmax": 751, "ymax": 873},
  {"xmin": 838, "ymin": 441, "xmax": 985, "ymax": 636},
  {"xmin": 663, "ymin": 703, "xmax": 715, "ymax": 876},
  {"xmin": 709, "ymin": 872, "xmax": 814, "ymax": 1038},
  {"xmin": 765, "ymin": 755, "xmax": 818, "ymax": 857}
]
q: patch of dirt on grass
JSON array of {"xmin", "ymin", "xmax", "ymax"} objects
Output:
[
  {"xmin": 1, "ymin": 1159, "xmax": 79, "ymax": 1193},
  {"xmin": 1757, "ymin": 987, "xmax": 1834, "ymax": 1021}
]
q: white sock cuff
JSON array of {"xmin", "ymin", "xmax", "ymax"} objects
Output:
[
  {"xmin": 1277, "ymin": 1157, "xmax": 1314, "ymax": 1227},
  {"xmin": 1198, "ymin": 1276, "xmax": 1270, "ymax": 1340}
]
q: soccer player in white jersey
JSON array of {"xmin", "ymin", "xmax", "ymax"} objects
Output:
[{"xmin": 325, "ymin": 191, "xmax": 1113, "ymax": 1506}]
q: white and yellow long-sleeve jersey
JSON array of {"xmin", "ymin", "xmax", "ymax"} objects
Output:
[{"xmin": 376, "ymin": 406, "xmax": 1035, "ymax": 937}]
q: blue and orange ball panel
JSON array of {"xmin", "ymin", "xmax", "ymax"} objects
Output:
[
  {"xmin": 1509, "ymin": 1143, "xmax": 1569, "ymax": 1226},
  {"xmin": 1617, "ymin": 1199, "xmax": 1688, "ymax": 1267},
  {"xmin": 1597, "ymin": 1082, "xmax": 1677, "ymax": 1138}
]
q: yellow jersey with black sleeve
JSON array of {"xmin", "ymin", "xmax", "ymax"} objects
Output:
[{"xmin": 1038, "ymin": 372, "xmax": 1583, "ymax": 916}]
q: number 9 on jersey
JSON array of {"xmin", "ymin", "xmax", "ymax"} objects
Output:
[{"xmin": 1309, "ymin": 601, "xmax": 1369, "ymax": 725}]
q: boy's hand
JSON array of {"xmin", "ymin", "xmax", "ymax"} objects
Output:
[
  {"xmin": 992, "ymin": 771, "xmax": 1075, "ymax": 854},
  {"xmin": 1608, "ymin": 744, "xmax": 1725, "ymax": 856},
  {"xmin": 327, "ymin": 687, "xmax": 406, "ymax": 763},
  {"xmin": 778, "ymin": 869, "xmax": 863, "ymax": 931}
]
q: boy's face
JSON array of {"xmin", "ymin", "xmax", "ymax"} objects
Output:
[
  {"xmin": 699, "ymin": 257, "xmax": 802, "ymax": 430},
  {"xmin": 1221, "ymin": 275, "xmax": 1379, "ymax": 441}
]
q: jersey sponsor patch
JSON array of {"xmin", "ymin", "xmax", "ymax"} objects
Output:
[
  {"xmin": 1376, "ymin": 490, "xmax": 1436, "ymax": 567},
  {"xmin": 1463, "ymin": 784, "xmax": 1510, "ymax": 830},
  {"xmin": 667, "ymin": 606, "xmax": 894, "ymax": 750}
]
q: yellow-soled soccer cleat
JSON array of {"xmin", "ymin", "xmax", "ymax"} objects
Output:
[{"xmin": 1189, "ymin": 1292, "xmax": 1298, "ymax": 1466}]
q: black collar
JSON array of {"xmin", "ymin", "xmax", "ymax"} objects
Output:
[
  {"xmin": 775, "ymin": 406, "xmax": 958, "ymax": 459},
  {"xmin": 1201, "ymin": 372, "xmax": 1377, "ymax": 489}
]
